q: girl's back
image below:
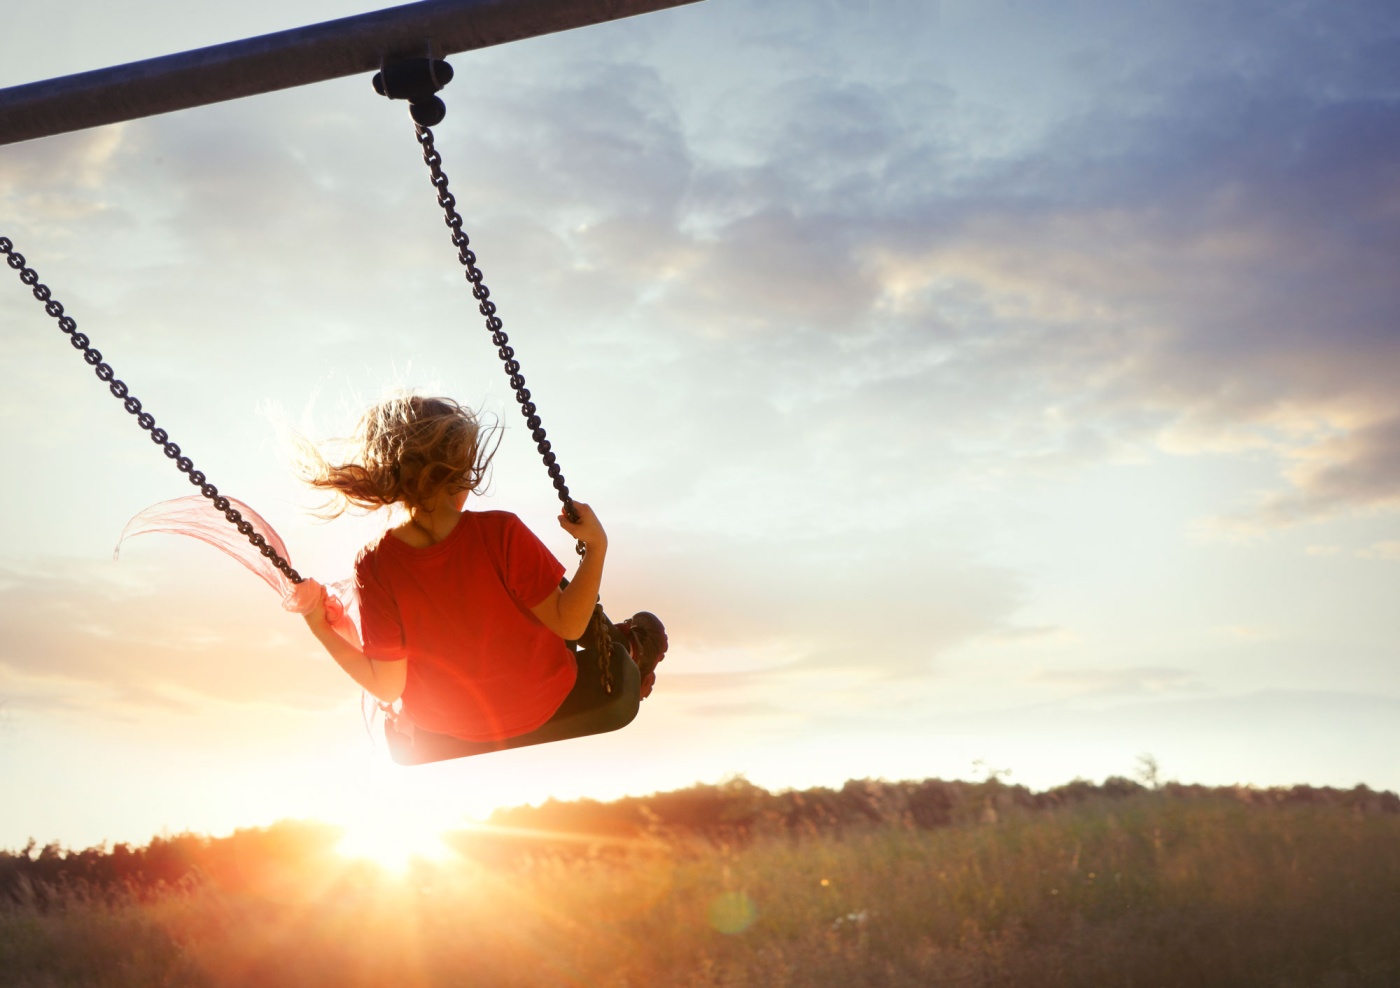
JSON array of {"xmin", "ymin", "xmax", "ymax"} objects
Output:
[{"xmin": 355, "ymin": 508, "xmax": 578, "ymax": 741}]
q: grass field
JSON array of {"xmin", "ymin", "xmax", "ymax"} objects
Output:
[{"xmin": 3, "ymin": 781, "xmax": 1399, "ymax": 987}]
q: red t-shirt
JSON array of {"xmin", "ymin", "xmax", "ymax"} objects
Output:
[{"xmin": 355, "ymin": 510, "xmax": 576, "ymax": 741}]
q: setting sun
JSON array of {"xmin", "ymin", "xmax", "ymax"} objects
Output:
[{"xmin": 333, "ymin": 811, "xmax": 457, "ymax": 874}]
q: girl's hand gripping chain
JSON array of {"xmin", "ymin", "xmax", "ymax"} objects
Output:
[
  {"xmin": 558, "ymin": 500, "xmax": 607, "ymax": 555},
  {"xmin": 529, "ymin": 501, "xmax": 607, "ymax": 641}
]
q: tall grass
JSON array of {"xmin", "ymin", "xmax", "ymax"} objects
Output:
[{"xmin": 3, "ymin": 790, "xmax": 1398, "ymax": 987}]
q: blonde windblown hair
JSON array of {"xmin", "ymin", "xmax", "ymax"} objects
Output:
[{"xmin": 302, "ymin": 395, "xmax": 499, "ymax": 516}]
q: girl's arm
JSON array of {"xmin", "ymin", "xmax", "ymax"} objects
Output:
[
  {"xmin": 301, "ymin": 589, "xmax": 407, "ymax": 703},
  {"xmin": 530, "ymin": 501, "xmax": 607, "ymax": 641}
]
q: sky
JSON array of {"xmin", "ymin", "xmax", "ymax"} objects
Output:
[{"xmin": 1, "ymin": 0, "xmax": 1398, "ymax": 853}]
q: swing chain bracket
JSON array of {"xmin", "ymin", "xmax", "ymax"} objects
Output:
[
  {"xmin": 373, "ymin": 56, "xmax": 453, "ymax": 127},
  {"xmin": 0, "ymin": 236, "xmax": 304, "ymax": 584}
]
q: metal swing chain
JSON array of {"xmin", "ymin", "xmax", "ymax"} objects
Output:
[
  {"xmin": 412, "ymin": 124, "xmax": 614, "ymax": 694},
  {"xmin": 413, "ymin": 126, "xmax": 585, "ymax": 555},
  {"xmin": 1, "ymin": 236, "xmax": 304, "ymax": 585}
]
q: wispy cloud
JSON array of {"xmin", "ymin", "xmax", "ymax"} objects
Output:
[
  {"xmin": 1358, "ymin": 540, "xmax": 1400, "ymax": 561},
  {"xmin": 1029, "ymin": 666, "xmax": 1204, "ymax": 698},
  {"xmin": 0, "ymin": 560, "xmax": 340, "ymax": 720}
]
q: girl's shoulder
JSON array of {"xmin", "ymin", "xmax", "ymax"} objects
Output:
[
  {"xmin": 354, "ymin": 528, "xmax": 394, "ymax": 569},
  {"xmin": 352, "ymin": 530, "xmax": 394, "ymax": 593},
  {"xmin": 468, "ymin": 509, "xmax": 545, "ymax": 545},
  {"xmin": 356, "ymin": 510, "xmax": 523, "ymax": 557},
  {"xmin": 467, "ymin": 508, "xmax": 525, "ymax": 530}
]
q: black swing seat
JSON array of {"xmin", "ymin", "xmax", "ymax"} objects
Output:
[{"xmin": 385, "ymin": 641, "xmax": 640, "ymax": 766}]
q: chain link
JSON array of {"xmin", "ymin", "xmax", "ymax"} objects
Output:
[
  {"xmin": 1, "ymin": 235, "xmax": 304, "ymax": 584},
  {"xmin": 413, "ymin": 124, "xmax": 587, "ymax": 560},
  {"xmin": 412, "ymin": 124, "xmax": 613, "ymax": 690},
  {"xmin": 589, "ymin": 605, "xmax": 616, "ymax": 695}
]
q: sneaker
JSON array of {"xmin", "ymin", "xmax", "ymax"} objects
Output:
[{"xmin": 613, "ymin": 611, "xmax": 668, "ymax": 682}]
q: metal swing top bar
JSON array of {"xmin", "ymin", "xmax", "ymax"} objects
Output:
[{"xmin": 0, "ymin": 0, "xmax": 701, "ymax": 147}]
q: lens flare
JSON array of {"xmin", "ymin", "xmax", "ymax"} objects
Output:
[
  {"xmin": 708, "ymin": 890, "xmax": 758, "ymax": 934},
  {"xmin": 334, "ymin": 810, "xmax": 455, "ymax": 874}
]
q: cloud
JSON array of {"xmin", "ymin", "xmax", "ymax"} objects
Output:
[
  {"xmin": 0, "ymin": 126, "xmax": 126, "ymax": 228},
  {"xmin": 0, "ymin": 558, "xmax": 343, "ymax": 721},
  {"xmin": 1029, "ymin": 666, "xmax": 1204, "ymax": 698},
  {"xmin": 986, "ymin": 625, "xmax": 1074, "ymax": 645},
  {"xmin": 1227, "ymin": 417, "xmax": 1400, "ymax": 529},
  {"xmin": 1358, "ymin": 540, "xmax": 1400, "ymax": 560},
  {"xmin": 465, "ymin": 0, "xmax": 1400, "ymax": 534},
  {"xmin": 606, "ymin": 525, "xmax": 1025, "ymax": 681},
  {"xmin": 846, "ymin": 6, "xmax": 1400, "ymax": 523},
  {"xmin": 908, "ymin": 688, "xmax": 1400, "ymax": 790},
  {"xmin": 10, "ymin": 0, "xmax": 1392, "ymax": 536},
  {"xmin": 979, "ymin": 689, "xmax": 1400, "ymax": 741},
  {"xmin": 1219, "ymin": 626, "xmax": 1276, "ymax": 643}
]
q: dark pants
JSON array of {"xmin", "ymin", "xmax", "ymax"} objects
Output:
[
  {"xmin": 550, "ymin": 636, "xmax": 638, "ymax": 721},
  {"xmin": 385, "ymin": 629, "xmax": 641, "ymax": 766}
]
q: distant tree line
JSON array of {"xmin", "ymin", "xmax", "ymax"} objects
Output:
[
  {"xmin": 481, "ymin": 775, "xmax": 1400, "ymax": 846},
  {"xmin": 3, "ymin": 776, "xmax": 1396, "ymax": 906},
  {"xmin": 0, "ymin": 821, "xmax": 342, "ymax": 909}
]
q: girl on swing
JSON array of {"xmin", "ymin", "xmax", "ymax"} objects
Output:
[{"xmin": 295, "ymin": 394, "xmax": 667, "ymax": 757}]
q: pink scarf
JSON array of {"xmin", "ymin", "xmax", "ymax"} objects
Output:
[{"xmin": 116, "ymin": 495, "xmax": 362, "ymax": 650}]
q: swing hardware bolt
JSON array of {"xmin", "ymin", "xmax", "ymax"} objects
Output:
[{"xmin": 373, "ymin": 58, "xmax": 454, "ymax": 126}]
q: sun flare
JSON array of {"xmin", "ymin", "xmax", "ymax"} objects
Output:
[{"xmin": 334, "ymin": 812, "xmax": 456, "ymax": 874}]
